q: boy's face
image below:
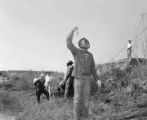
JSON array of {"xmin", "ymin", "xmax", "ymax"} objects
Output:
[{"xmin": 79, "ymin": 39, "xmax": 90, "ymax": 49}]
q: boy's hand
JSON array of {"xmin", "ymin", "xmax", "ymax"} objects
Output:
[{"xmin": 72, "ymin": 27, "xmax": 78, "ymax": 32}]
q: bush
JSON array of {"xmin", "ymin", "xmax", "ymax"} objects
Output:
[
  {"xmin": 98, "ymin": 68, "xmax": 128, "ymax": 93},
  {"xmin": 0, "ymin": 80, "xmax": 13, "ymax": 89},
  {"xmin": 14, "ymin": 78, "xmax": 32, "ymax": 91},
  {"xmin": 7, "ymin": 71, "xmax": 35, "ymax": 91},
  {"xmin": 0, "ymin": 91, "xmax": 23, "ymax": 112}
]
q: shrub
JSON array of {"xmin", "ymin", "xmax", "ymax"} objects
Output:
[
  {"xmin": 14, "ymin": 78, "xmax": 32, "ymax": 91},
  {"xmin": 0, "ymin": 80, "xmax": 13, "ymax": 89},
  {"xmin": 0, "ymin": 91, "xmax": 23, "ymax": 112},
  {"xmin": 7, "ymin": 71, "xmax": 35, "ymax": 91}
]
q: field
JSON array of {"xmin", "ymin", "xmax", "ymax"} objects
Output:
[{"xmin": 0, "ymin": 60, "xmax": 147, "ymax": 120}]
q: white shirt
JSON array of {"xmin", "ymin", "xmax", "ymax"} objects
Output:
[
  {"xmin": 127, "ymin": 43, "xmax": 132, "ymax": 49},
  {"xmin": 33, "ymin": 77, "xmax": 38, "ymax": 83},
  {"xmin": 44, "ymin": 75, "xmax": 53, "ymax": 87}
]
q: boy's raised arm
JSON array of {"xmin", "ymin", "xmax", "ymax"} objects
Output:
[{"xmin": 66, "ymin": 27, "xmax": 78, "ymax": 55}]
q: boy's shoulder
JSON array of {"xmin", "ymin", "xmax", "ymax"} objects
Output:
[{"xmin": 87, "ymin": 51, "xmax": 93, "ymax": 56}]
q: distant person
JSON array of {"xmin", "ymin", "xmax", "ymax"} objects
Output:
[
  {"xmin": 33, "ymin": 74, "xmax": 38, "ymax": 84},
  {"xmin": 66, "ymin": 27, "xmax": 99, "ymax": 120},
  {"xmin": 44, "ymin": 72, "xmax": 53, "ymax": 96},
  {"xmin": 59, "ymin": 60, "xmax": 74, "ymax": 98},
  {"xmin": 33, "ymin": 73, "xmax": 49, "ymax": 103},
  {"xmin": 127, "ymin": 40, "xmax": 132, "ymax": 61},
  {"xmin": 97, "ymin": 79, "xmax": 102, "ymax": 88}
]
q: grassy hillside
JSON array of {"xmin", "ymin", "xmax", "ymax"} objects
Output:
[{"xmin": 0, "ymin": 59, "xmax": 147, "ymax": 120}]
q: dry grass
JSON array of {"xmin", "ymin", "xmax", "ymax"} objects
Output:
[
  {"xmin": 1, "ymin": 64, "xmax": 147, "ymax": 120},
  {"xmin": 9, "ymin": 89, "xmax": 146, "ymax": 120}
]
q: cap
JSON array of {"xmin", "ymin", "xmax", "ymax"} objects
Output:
[{"xmin": 67, "ymin": 60, "xmax": 73, "ymax": 66}]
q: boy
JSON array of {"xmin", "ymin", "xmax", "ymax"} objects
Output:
[{"xmin": 66, "ymin": 27, "xmax": 99, "ymax": 120}]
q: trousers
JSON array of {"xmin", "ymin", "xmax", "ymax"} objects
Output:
[
  {"xmin": 64, "ymin": 77, "xmax": 74, "ymax": 98},
  {"xmin": 36, "ymin": 87, "xmax": 49, "ymax": 103},
  {"xmin": 74, "ymin": 76, "xmax": 92, "ymax": 120},
  {"xmin": 127, "ymin": 49, "xmax": 132, "ymax": 61}
]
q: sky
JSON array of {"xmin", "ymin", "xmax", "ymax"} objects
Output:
[{"xmin": 0, "ymin": 0, "xmax": 147, "ymax": 72}]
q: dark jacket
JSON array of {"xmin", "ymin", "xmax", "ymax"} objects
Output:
[{"xmin": 34, "ymin": 77, "xmax": 45, "ymax": 90}]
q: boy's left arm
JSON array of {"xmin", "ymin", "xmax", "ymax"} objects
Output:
[{"xmin": 91, "ymin": 55, "xmax": 99, "ymax": 83}]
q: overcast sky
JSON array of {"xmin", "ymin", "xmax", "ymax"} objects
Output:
[{"xmin": 0, "ymin": 0, "xmax": 147, "ymax": 72}]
